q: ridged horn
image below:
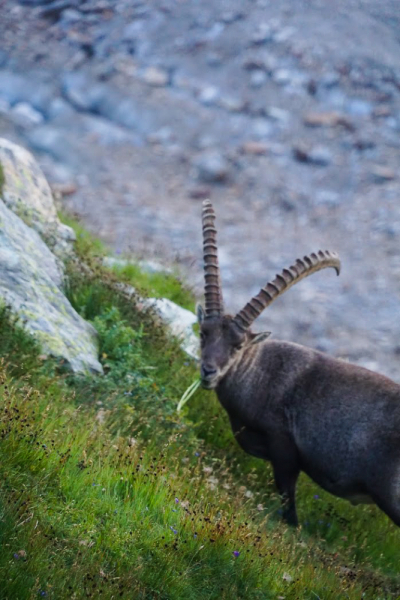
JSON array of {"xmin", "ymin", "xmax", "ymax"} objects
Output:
[
  {"xmin": 202, "ymin": 200, "xmax": 224, "ymax": 318},
  {"xmin": 233, "ymin": 250, "xmax": 340, "ymax": 331}
]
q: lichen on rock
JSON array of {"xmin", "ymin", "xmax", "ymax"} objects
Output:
[
  {"xmin": 0, "ymin": 137, "xmax": 76, "ymax": 260},
  {"xmin": 0, "ymin": 139, "xmax": 102, "ymax": 374}
]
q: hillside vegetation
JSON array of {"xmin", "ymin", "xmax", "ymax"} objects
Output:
[{"xmin": 0, "ymin": 219, "xmax": 399, "ymax": 600}]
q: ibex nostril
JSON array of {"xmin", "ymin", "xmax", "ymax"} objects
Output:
[{"xmin": 201, "ymin": 365, "xmax": 217, "ymax": 378}]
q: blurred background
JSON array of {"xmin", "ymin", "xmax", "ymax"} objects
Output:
[{"xmin": 1, "ymin": 0, "xmax": 399, "ymax": 378}]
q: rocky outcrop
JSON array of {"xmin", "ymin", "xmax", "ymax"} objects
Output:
[
  {"xmin": 0, "ymin": 139, "xmax": 103, "ymax": 374},
  {"xmin": 0, "ymin": 138, "xmax": 76, "ymax": 260}
]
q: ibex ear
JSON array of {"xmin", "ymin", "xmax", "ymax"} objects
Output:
[
  {"xmin": 250, "ymin": 331, "xmax": 271, "ymax": 345},
  {"xmin": 196, "ymin": 303, "xmax": 205, "ymax": 325}
]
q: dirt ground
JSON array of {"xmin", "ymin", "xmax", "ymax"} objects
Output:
[{"xmin": 1, "ymin": 0, "xmax": 400, "ymax": 379}]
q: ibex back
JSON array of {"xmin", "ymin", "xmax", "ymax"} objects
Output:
[{"xmin": 198, "ymin": 200, "xmax": 400, "ymax": 527}]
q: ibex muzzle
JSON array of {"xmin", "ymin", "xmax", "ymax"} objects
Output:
[{"xmin": 198, "ymin": 200, "xmax": 400, "ymax": 528}]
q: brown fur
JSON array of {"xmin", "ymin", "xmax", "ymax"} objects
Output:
[{"xmin": 197, "ymin": 309, "xmax": 400, "ymax": 527}]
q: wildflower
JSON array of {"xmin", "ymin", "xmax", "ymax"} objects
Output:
[
  {"xmin": 203, "ymin": 466, "xmax": 213, "ymax": 475},
  {"xmin": 194, "ymin": 452, "xmax": 200, "ymax": 457},
  {"xmin": 233, "ymin": 551, "xmax": 240, "ymax": 558},
  {"xmin": 170, "ymin": 526, "xmax": 178, "ymax": 535},
  {"xmin": 13, "ymin": 553, "xmax": 19, "ymax": 560},
  {"xmin": 175, "ymin": 498, "xmax": 179, "ymax": 504},
  {"xmin": 39, "ymin": 591, "xmax": 47, "ymax": 597},
  {"xmin": 193, "ymin": 533, "xmax": 197, "ymax": 539},
  {"xmin": 314, "ymin": 494, "xmax": 320, "ymax": 499}
]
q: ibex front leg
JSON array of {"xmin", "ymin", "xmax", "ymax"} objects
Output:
[{"xmin": 270, "ymin": 437, "xmax": 300, "ymax": 527}]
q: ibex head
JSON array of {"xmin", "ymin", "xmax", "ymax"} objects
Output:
[{"xmin": 198, "ymin": 199, "xmax": 341, "ymax": 389}]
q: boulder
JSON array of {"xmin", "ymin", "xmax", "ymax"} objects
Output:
[
  {"xmin": 0, "ymin": 139, "xmax": 102, "ymax": 374},
  {"xmin": 0, "ymin": 137, "xmax": 76, "ymax": 259},
  {"xmin": 0, "ymin": 198, "xmax": 102, "ymax": 373}
]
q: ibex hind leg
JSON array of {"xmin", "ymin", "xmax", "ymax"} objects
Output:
[
  {"xmin": 369, "ymin": 469, "xmax": 400, "ymax": 527},
  {"xmin": 271, "ymin": 438, "xmax": 301, "ymax": 527}
]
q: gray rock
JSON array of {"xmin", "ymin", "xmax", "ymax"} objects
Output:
[
  {"xmin": 0, "ymin": 198, "xmax": 102, "ymax": 374},
  {"xmin": 194, "ymin": 150, "xmax": 230, "ymax": 183},
  {"xmin": 250, "ymin": 70, "xmax": 267, "ymax": 88},
  {"xmin": 251, "ymin": 23, "xmax": 273, "ymax": 45},
  {"xmin": 38, "ymin": 0, "xmax": 80, "ymax": 20},
  {"xmin": 198, "ymin": 86, "xmax": 220, "ymax": 105},
  {"xmin": 0, "ymin": 138, "xmax": 75, "ymax": 258},
  {"xmin": 370, "ymin": 165, "xmax": 395, "ymax": 183},
  {"xmin": 0, "ymin": 71, "xmax": 54, "ymax": 115},
  {"xmin": 11, "ymin": 102, "xmax": 44, "ymax": 127},
  {"xmin": 142, "ymin": 66, "xmax": 169, "ymax": 87},
  {"xmin": 47, "ymin": 97, "xmax": 77, "ymax": 120},
  {"xmin": 62, "ymin": 72, "xmax": 148, "ymax": 131},
  {"xmin": 293, "ymin": 143, "xmax": 332, "ymax": 166},
  {"xmin": 345, "ymin": 98, "xmax": 373, "ymax": 117},
  {"xmin": 219, "ymin": 95, "xmax": 245, "ymax": 112},
  {"xmin": 82, "ymin": 114, "xmax": 132, "ymax": 146},
  {"xmin": 26, "ymin": 125, "xmax": 81, "ymax": 168}
]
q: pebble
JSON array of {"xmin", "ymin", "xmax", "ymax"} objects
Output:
[
  {"xmin": 266, "ymin": 106, "xmax": 289, "ymax": 123},
  {"xmin": 187, "ymin": 185, "xmax": 212, "ymax": 199},
  {"xmin": 370, "ymin": 165, "xmax": 395, "ymax": 183},
  {"xmin": 251, "ymin": 23, "xmax": 273, "ymax": 45},
  {"xmin": 293, "ymin": 143, "xmax": 332, "ymax": 166},
  {"xmin": 142, "ymin": 66, "xmax": 169, "ymax": 87},
  {"xmin": 198, "ymin": 86, "xmax": 220, "ymax": 106},
  {"xmin": 249, "ymin": 69, "xmax": 267, "ymax": 88},
  {"xmin": 241, "ymin": 141, "xmax": 269, "ymax": 155},
  {"xmin": 11, "ymin": 102, "xmax": 44, "ymax": 127},
  {"xmin": 303, "ymin": 111, "xmax": 354, "ymax": 130},
  {"xmin": 219, "ymin": 95, "xmax": 245, "ymax": 112},
  {"xmin": 193, "ymin": 150, "xmax": 230, "ymax": 183}
]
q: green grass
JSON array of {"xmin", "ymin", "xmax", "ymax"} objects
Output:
[{"xmin": 0, "ymin": 214, "xmax": 399, "ymax": 599}]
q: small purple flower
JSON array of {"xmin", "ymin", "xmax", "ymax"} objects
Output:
[
  {"xmin": 39, "ymin": 592, "xmax": 47, "ymax": 597},
  {"xmin": 193, "ymin": 533, "xmax": 197, "ymax": 539},
  {"xmin": 170, "ymin": 526, "xmax": 178, "ymax": 535},
  {"xmin": 13, "ymin": 553, "xmax": 19, "ymax": 560},
  {"xmin": 233, "ymin": 551, "xmax": 240, "ymax": 558},
  {"xmin": 314, "ymin": 494, "xmax": 320, "ymax": 500},
  {"xmin": 175, "ymin": 497, "xmax": 179, "ymax": 504},
  {"xmin": 194, "ymin": 452, "xmax": 200, "ymax": 457}
]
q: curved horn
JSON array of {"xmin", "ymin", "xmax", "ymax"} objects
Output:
[
  {"xmin": 233, "ymin": 250, "xmax": 340, "ymax": 331},
  {"xmin": 202, "ymin": 200, "xmax": 224, "ymax": 318}
]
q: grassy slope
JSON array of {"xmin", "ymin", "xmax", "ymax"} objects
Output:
[{"xmin": 0, "ymin": 217, "xmax": 399, "ymax": 600}]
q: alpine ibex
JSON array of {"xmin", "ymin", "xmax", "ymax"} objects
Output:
[{"xmin": 198, "ymin": 199, "xmax": 400, "ymax": 527}]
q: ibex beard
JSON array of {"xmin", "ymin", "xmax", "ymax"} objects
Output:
[{"xmin": 198, "ymin": 199, "xmax": 400, "ymax": 528}]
